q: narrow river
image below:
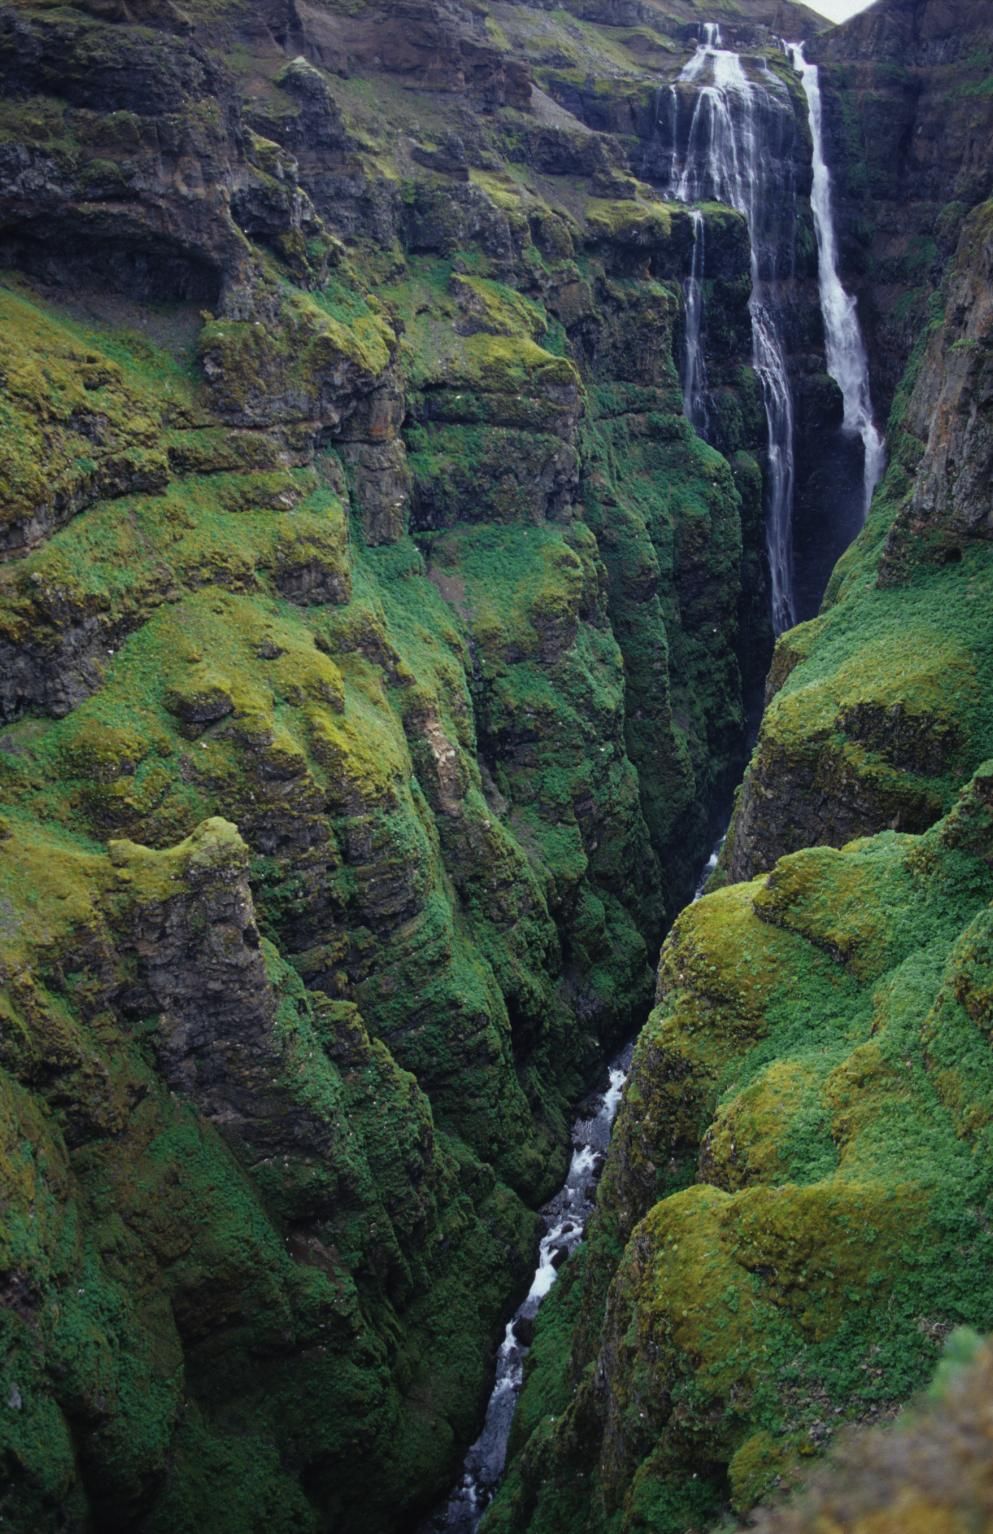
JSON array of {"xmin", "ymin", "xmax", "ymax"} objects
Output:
[
  {"xmin": 426, "ymin": 841, "xmax": 724, "ymax": 1533},
  {"xmin": 427, "ymin": 1046, "xmax": 633, "ymax": 1533}
]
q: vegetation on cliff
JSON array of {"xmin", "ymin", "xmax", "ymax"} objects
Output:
[
  {"xmin": 490, "ymin": 765, "xmax": 993, "ymax": 1532},
  {"xmin": 743, "ymin": 1329, "xmax": 993, "ymax": 1534},
  {"xmin": 4, "ymin": 0, "xmax": 991, "ymax": 1528},
  {"xmin": 724, "ymin": 190, "xmax": 993, "ymax": 885},
  {"xmin": 488, "ymin": 4, "xmax": 993, "ymax": 1530},
  {"xmin": 0, "ymin": 0, "xmax": 791, "ymax": 1526}
]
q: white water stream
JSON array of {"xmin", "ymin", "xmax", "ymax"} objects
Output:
[
  {"xmin": 681, "ymin": 209, "xmax": 710, "ymax": 435},
  {"xmin": 427, "ymin": 1049, "xmax": 631, "ymax": 1532},
  {"xmin": 428, "ymin": 839, "xmax": 725, "ymax": 1533},
  {"xmin": 789, "ymin": 43, "xmax": 885, "ymax": 512},
  {"xmin": 669, "ymin": 26, "xmax": 798, "ymax": 633}
]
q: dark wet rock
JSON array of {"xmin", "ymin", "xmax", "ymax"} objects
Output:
[
  {"xmin": 813, "ymin": 0, "xmax": 993, "ymax": 418},
  {"xmin": 512, "ymin": 1315, "xmax": 535, "ymax": 1348}
]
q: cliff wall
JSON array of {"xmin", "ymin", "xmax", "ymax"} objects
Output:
[{"xmin": 0, "ymin": 0, "xmax": 817, "ymax": 1527}]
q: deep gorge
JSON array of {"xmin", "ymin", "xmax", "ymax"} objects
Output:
[{"xmin": 1, "ymin": 0, "xmax": 992, "ymax": 1531}]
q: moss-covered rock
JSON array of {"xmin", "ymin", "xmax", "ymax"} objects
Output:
[
  {"xmin": 490, "ymin": 768, "xmax": 993, "ymax": 1533},
  {"xmin": 724, "ymin": 197, "xmax": 993, "ymax": 886},
  {"xmin": 743, "ymin": 1329, "xmax": 993, "ymax": 1533}
]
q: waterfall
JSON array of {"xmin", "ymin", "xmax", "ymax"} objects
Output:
[
  {"xmin": 684, "ymin": 22, "xmax": 722, "ymax": 80},
  {"xmin": 670, "ymin": 29, "xmax": 798, "ymax": 634},
  {"xmin": 655, "ymin": 85, "xmax": 680, "ymax": 185},
  {"xmin": 790, "ymin": 43, "xmax": 885, "ymax": 512},
  {"xmin": 681, "ymin": 209, "xmax": 709, "ymax": 435}
]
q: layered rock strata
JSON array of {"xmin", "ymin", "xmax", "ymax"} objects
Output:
[{"xmin": 0, "ymin": 0, "xmax": 819, "ymax": 1528}]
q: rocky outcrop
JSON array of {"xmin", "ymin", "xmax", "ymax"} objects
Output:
[
  {"xmin": 0, "ymin": 816, "xmax": 538, "ymax": 1534},
  {"xmin": 723, "ymin": 189, "xmax": 993, "ymax": 885},
  {"xmin": 110, "ymin": 818, "xmax": 330, "ymax": 1158},
  {"xmin": 880, "ymin": 199, "xmax": 993, "ymax": 575},
  {"xmin": 488, "ymin": 766, "xmax": 993, "ymax": 1533},
  {"xmin": 0, "ymin": 7, "xmax": 246, "ymax": 300}
]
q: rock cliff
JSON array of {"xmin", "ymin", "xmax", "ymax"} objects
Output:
[
  {"xmin": 813, "ymin": 0, "xmax": 993, "ymax": 418},
  {"xmin": 0, "ymin": 0, "xmax": 825, "ymax": 1528},
  {"xmin": 5, "ymin": 0, "xmax": 992, "ymax": 1528}
]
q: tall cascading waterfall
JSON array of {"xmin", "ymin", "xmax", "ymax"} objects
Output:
[
  {"xmin": 669, "ymin": 26, "xmax": 799, "ymax": 634},
  {"xmin": 790, "ymin": 42, "xmax": 885, "ymax": 513},
  {"xmin": 681, "ymin": 209, "xmax": 709, "ymax": 435}
]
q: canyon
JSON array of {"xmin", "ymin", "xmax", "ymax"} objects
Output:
[{"xmin": 0, "ymin": 0, "xmax": 992, "ymax": 1530}]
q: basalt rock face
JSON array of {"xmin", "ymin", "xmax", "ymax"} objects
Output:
[
  {"xmin": 723, "ymin": 188, "xmax": 993, "ymax": 887},
  {"xmin": 0, "ymin": 0, "xmax": 813, "ymax": 1528},
  {"xmin": 812, "ymin": 0, "xmax": 993, "ymax": 421}
]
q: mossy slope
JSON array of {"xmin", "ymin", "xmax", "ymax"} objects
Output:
[
  {"xmin": 725, "ymin": 198, "xmax": 993, "ymax": 884},
  {"xmin": 743, "ymin": 1329, "xmax": 993, "ymax": 1533},
  {"xmin": 488, "ymin": 767, "xmax": 993, "ymax": 1534}
]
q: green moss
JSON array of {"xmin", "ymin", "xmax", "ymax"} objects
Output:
[
  {"xmin": 198, "ymin": 278, "xmax": 394, "ymax": 418},
  {"xmin": 108, "ymin": 814, "xmax": 247, "ymax": 901},
  {"xmin": 585, "ymin": 197, "xmax": 672, "ymax": 244},
  {"xmin": 449, "ymin": 273, "xmax": 548, "ymax": 339},
  {"xmin": 305, "ymin": 279, "xmax": 395, "ymax": 373},
  {"xmin": 733, "ymin": 463, "xmax": 993, "ymax": 870},
  {"xmin": 452, "ymin": 333, "xmax": 578, "ymax": 393},
  {"xmin": 0, "ymin": 283, "xmax": 190, "ymax": 548},
  {"xmin": 502, "ymin": 776, "xmax": 993, "ymax": 1528},
  {"xmin": 469, "ymin": 168, "xmax": 528, "ymax": 210},
  {"xmin": 729, "ymin": 1429, "xmax": 796, "ymax": 1512},
  {"xmin": 426, "ymin": 523, "xmax": 588, "ymax": 660}
]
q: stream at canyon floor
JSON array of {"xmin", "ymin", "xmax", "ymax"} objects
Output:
[
  {"xmin": 428, "ymin": 845, "xmax": 723, "ymax": 1532},
  {"xmin": 427, "ymin": 1046, "xmax": 632, "ymax": 1533}
]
